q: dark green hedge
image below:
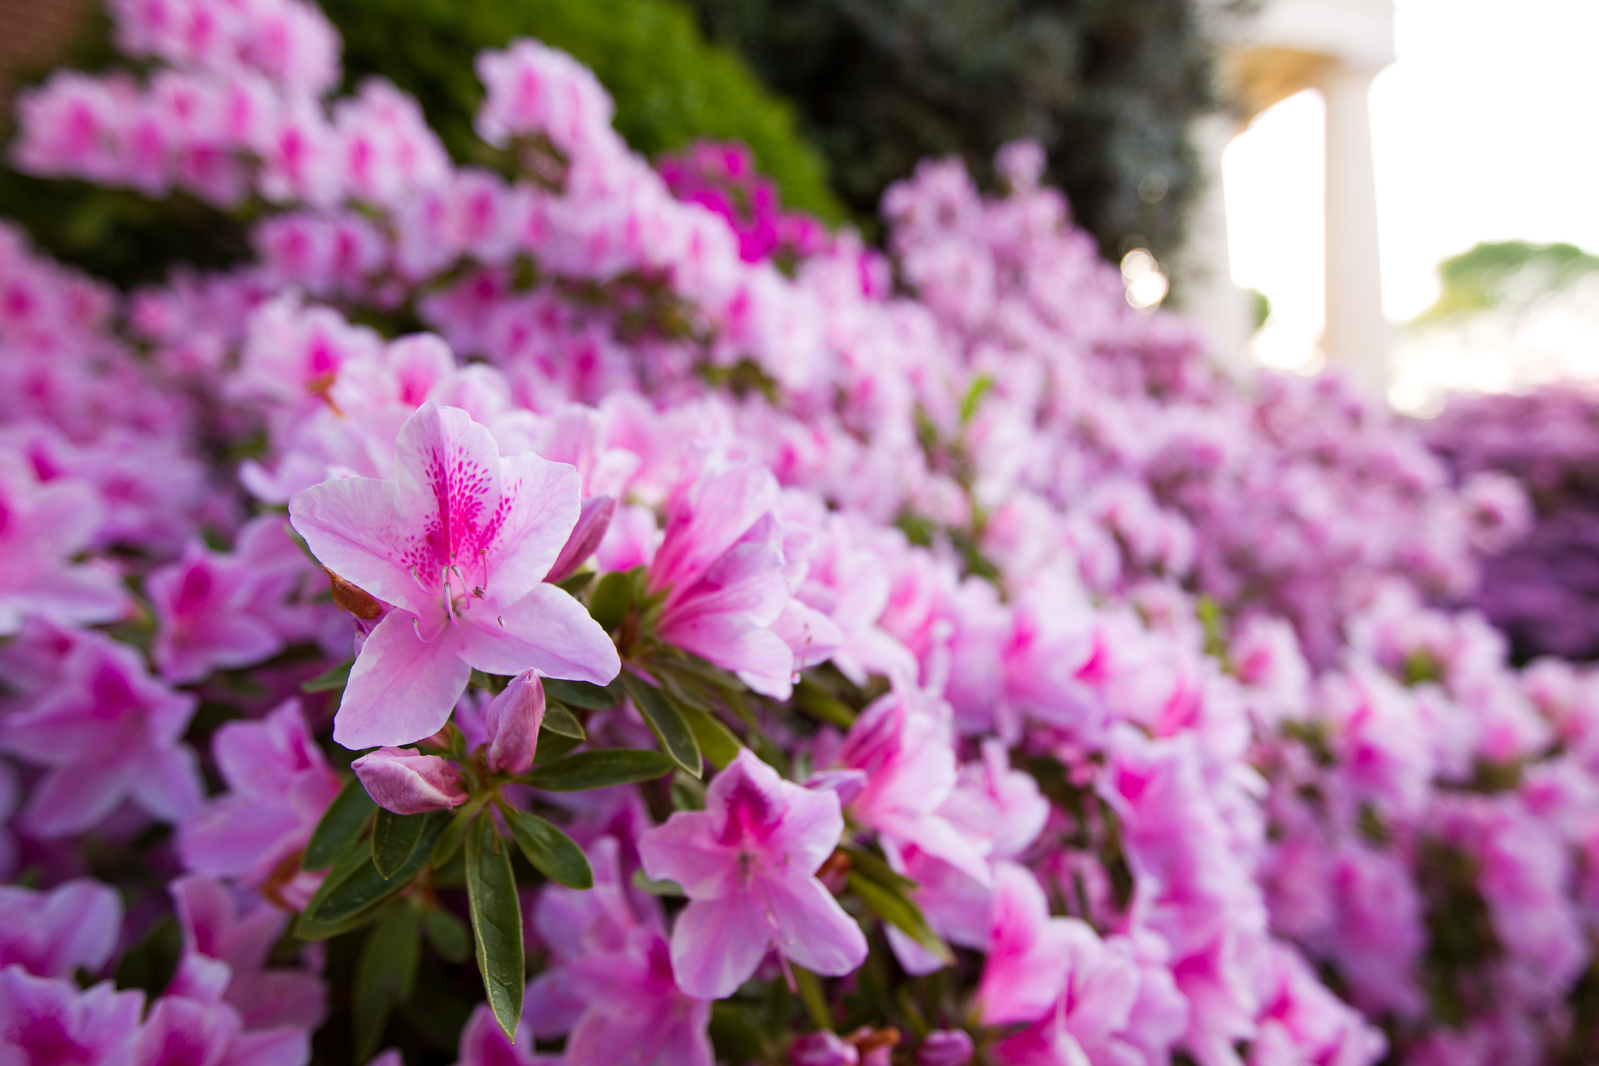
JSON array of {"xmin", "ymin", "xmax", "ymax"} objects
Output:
[{"xmin": 681, "ymin": 0, "xmax": 1235, "ymax": 260}]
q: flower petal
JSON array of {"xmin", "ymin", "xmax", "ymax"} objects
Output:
[
  {"xmin": 668, "ymin": 897, "xmax": 770, "ymax": 1001},
  {"xmin": 457, "ymin": 583, "xmax": 619, "ymax": 685},
  {"xmin": 763, "ymin": 875, "xmax": 868, "ymax": 977},
  {"xmin": 289, "ymin": 475, "xmax": 425, "ymax": 616},
  {"xmin": 484, "ymin": 451, "xmax": 582, "ymax": 607},
  {"xmin": 334, "ymin": 610, "xmax": 471, "ymax": 749}
]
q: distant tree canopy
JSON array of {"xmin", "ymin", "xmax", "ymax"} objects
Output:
[
  {"xmin": 0, "ymin": 0, "xmax": 841, "ymax": 288},
  {"xmin": 1415, "ymin": 241, "xmax": 1599, "ymax": 325},
  {"xmin": 680, "ymin": 0, "xmax": 1231, "ymax": 261}
]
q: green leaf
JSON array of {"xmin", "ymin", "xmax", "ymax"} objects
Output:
[
  {"xmin": 792, "ymin": 965, "xmax": 832, "ymax": 1031},
  {"xmin": 301, "ymin": 659, "xmax": 353, "ymax": 693},
  {"xmin": 423, "ymin": 907, "xmax": 471, "ymax": 964},
  {"xmin": 587, "ymin": 569, "xmax": 634, "ymax": 632},
  {"xmin": 792, "ymin": 676, "xmax": 857, "ymax": 728},
  {"xmin": 372, "ymin": 808, "xmax": 430, "ymax": 879},
  {"xmin": 631, "ymin": 868, "xmax": 685, "ymax": 896},
  {"xmin": 352, "ymin": 903, "xmax": 420, "ymax": 1063},
  {"xmin": 840, "ymin": 844, "xmax": 919, "ymax": 895},
  {"xmin": 621, "ymin": 673, "xmax": 702, "ymax": 777},
  {"xmin": 297, "ymin": 815, "xmax": 443, "ymax": 940},
  {"xmin": 541, "ymin": 701, "xmax": 586, "ymax": 739},
  {"xmin": 532, "ymin": 731, "xmax": 583, "ymax": 764},
  {"xmin": 846, "ymin": 872, "xmax": 952, "ymax": 965},
  {"xmin": 522, "ymin": 748, "xmax": 675, "ymax": 791},
  {"xmin": 431, "ymin": 804, "xmax": 475, "ymax": 868},
  {"xmin": 466, "ymin": 813, "xmax": 525, "ymax": 1041},
  {"xmin": 680, "ymin": 704, "xmax": 743, "ymax": 770},
  {"xmin": 959, "ymin": 372, "xmax": 995, "ymax": 425},
  {"xmin": 302, "ymin": 776, "xmax": 377, "ymax": 871},
  {"xmin": 469, "ymin": 669, "xmax": 506, "ymax": 694},
  {"xmin": 503, "ymin": 807, "xmax": 594, "ymax": 889},
  {"xmin": 113, "ymin": 917, "xmax": 181, "ymax": 1000},
  {"xmin": 542, "ymin": 677, "xmax": 624, "ymax": 710}
]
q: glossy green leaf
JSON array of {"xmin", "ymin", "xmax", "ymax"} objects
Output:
[
  {"xmin": 840, "ymin": 843, "xmax": 919, "ymax": 894},
  {"xmin": 352, "ymin": 903, "xmax": 420, "ymax": 1063},
  {"xmin": 587, "ymin": 569, "xmax": 634, "ymax": 632},
  {"xmin": 792, "ymin": 965, "xmax": 832, "ymax": 1031},
  {"xmin": 792, "ymin": 675, "xmax": 857, "ymax": 728},
  {"xmin": 423, "ymin": 907, "xmax": 470, "ymax": 964},
  {"xmin": 532, "ymin": 731, "xmax": 583, "ymax": 764},
  {"xmin": 621, "ymin": 673, "xmax": 701, "ymax": 777},
  {"xmin": 522, "ymin": 748, "xmax": 675, "ymax": 791},
  {"xmin": 431, "ymin": 804, "xmax": 475, "ymax": 868},
  {"xmin": 541, "ymin": 701, "xmax": 586, "ymax": 739},
  {"xmin": 372, "ymin": 808, "xmax": 430, "ymax": 879},
  {"xmin": 302, "ymin": 776, "xmax": 377, "ymax": 871},
  {"xmin": 680, "ymin": 704, "xmax": 743, "ymax": 770},
  {"xmin": 301, "ymin": 659, "xmax": 352, "ymax": 693},
  {"xmin": 503, "ymin": 807, "xmax": 594, "ymax": 889},
  {"xmin": 631, "ymin": 868, "xmax": 685, "ymax": 896},
  {"xmin": 113, "ymin": 917, "xmax": 181, "ymax": 1000},
  {"xmin": 297, "ymin": 815, "xmax": 443, "ymax": 940},
  {"xmin": 466, "ymin": 813, "xmax": 524, "ymax": 1041},
  {"xmin": 847, "ymin": 872, "xmax": 952, "ymax": 965},
  {"xmin": 542, "ymin": 677, "xmax": 624, "ymax": 710}
]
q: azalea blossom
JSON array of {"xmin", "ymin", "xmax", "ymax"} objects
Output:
[
  {"xmin": 289, "ymin": 401, "xmax": 620, "ymax": 748},
  {"xmin": 638, "ymin": 749, "xmax": 866, "ymax": 999}
]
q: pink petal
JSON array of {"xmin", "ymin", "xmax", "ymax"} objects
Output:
[
  {"xmin": 668, "ymin": 897, "xmax": 770, "ymax": 1000},
  {"xmin": 25, "ymin": 764, "xmax": 130, "ymax": 838},
  {"xmin": 544, "ymin": 494, "xmax": 616, "ymax": 585},
  {"xmin": 762, "ymin": 875, "xmax": 868, "ymax": 977},
  {"xmin": 483, "ymin": 451, "xmax": 582, "ymax": 607},
  {"xmin": 637, "ymin": 811, "xmax": 737, "ymax": 900},
  {"xmin": 456, "ymin": 583, "xmax": 619, "ymax": 684},
  {"xmin": 226, "ymin": 1025, "xmax": 312, "ymax": 1066},
  {"xmin": 289, "ymin": 474, "xmax": 426, "ymax": 616},
  {"xmin": 130, "ymin": 743, "xmax": 206, "ymax": 823},
  {"xmin": 335, "ymin": 610, "xmax": 472, "ymax": 749}
]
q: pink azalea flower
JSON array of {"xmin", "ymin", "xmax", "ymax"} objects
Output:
[
  {"xmin": 133, "ymin": 994, "xmax": 308, "ymax": 1066},
  {"xmin": 830, "ymin": 688, "xmax": 990, "ymax": 886},
  {"xmin": 647, "ymin": 463, "xmax": 803, "ymax": 699},
  {"xmin": 350, "ymin": 747, "xmax": 469, "ymax": 815},
  {"xmin": 973, "ymin": 863, "xmax": 1075, "ymax": 1027},
  {"xmin": 0, "ymin": 967, "xmax": 144, "ymax": 1065},
  {"xmin": 147, "ymin": 539, "xmax": 285, "ymax": 683},
  {"xmin": 178, "ymin": 699, "xmax": 342, "ymax": 908},
  {"xmin": 0, "ymin": 447, "xmax": 127, "ymax": 636},
  {"xmin": 638, "ymin": 749, "xmax": 866, "ymax": 999},
  {"xmin": 0, "ymin": 628, "xmax": 202, "ymax": 837},
  {"xmin": 454, "ymin": 1002, "xmax": 564, "ymax": 1066},
  {"xmin": 166, "ymin": 876, "xmax": 325, "ymax": 1031},
  {"xmin": 288, "ymin": 402, "xmax": 620, "ymax": 748},
  {"xmin": 0, "ymin": 879, "xmax": 122, "ymax": 979},
  {"xmin": 483, "ymin": 670, "xmax": 546, "ymax": 775}
]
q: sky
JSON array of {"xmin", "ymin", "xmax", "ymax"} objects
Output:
[{"xmin": 1219, "ymin": 0, "xmax": 1599, "ymax": 378}]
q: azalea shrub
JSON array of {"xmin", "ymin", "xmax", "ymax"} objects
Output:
[{"xmin": 4, "ymin": 3, "xmax": 1599, "ymax": 1066}]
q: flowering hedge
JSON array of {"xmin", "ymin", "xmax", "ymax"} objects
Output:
[{"xmin": 1, "ymin": 2, "xmax": 1597, "ymax": 1066}]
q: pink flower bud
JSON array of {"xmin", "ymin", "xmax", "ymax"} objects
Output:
[
  {"xmin": 545, "ymin": 495, "xmax": 616, "ymax": 584},
  {"xmin": 351, "ymin": 747, "xmax": 468, "ymax": 815},
  {"xmin": 790, "ymin": 1031, "xmax": 858, "ymax": 1066},
  {"xmin": 484, "ymin": 670, "xmax": 545, "ymax": 775},
  {"xmin": 916, "ymin": 1031, "xmax": 973, "ymax": 1066}
]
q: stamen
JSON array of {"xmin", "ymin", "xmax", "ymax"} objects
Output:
[
  {"xmin": 441, "ymin": 566, "xmax": 457, "ymax": 624},
  {"xmin": 480, "ymin": 547, "xmax": 490, "ymax": 591},
  {"xmin": 411, "ymin": 616, "xmax": 439, "ymax": 644},
  {"xmin": 497, "ymin": 615, "xmax": 505, "ymax": 628}
]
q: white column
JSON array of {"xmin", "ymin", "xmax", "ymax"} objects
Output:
[
  {"xmin": 1316, "ymin": 63, "xmax": 1390, "ymax": 397},
  {"xmin": 1172, "ymin": 113, "xmax": 1254, "ymax": 369}
]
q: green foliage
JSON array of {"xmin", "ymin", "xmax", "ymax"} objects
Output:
[
  {"xmin": 464, "ymin": 812, "xmax": 524, "ymax": 1040},
  {"xmin": 682, "ymin": 0, "xmax": 1237, "ymax": 259},
  {"xmin": 1414, "ymin": 240, "xmax": 1599, "ymax": 325},
  {"xmin": 0, "ymin": 0, "xmax": 840, "ymax": 289},
  {"xmin": 319, "ymin": 0, "xmax": 841, "ymax": 219}
]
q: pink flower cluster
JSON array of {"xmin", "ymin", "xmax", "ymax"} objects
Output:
[{"xmin": 0, "ymin": 0, "xmax": 1588, "ymax": 1064}]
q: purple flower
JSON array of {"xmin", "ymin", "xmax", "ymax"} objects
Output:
[
  {"xmin": 0, "ymin": 627, "xmax": 202, "ymax": 837},
  {"xmin": 178, "ymin": 699, "xmax": 343, "ymax": 908},
  {"xmin": 0, "ymin": 448, "xmax": 127, "ymax": 636},
  {"xmin": 351, "ymin": 747, "xmax": 469, "ymax": 815},
  {"xmin": 0, "ymin": 966, "xmax": 143, "ymax": 1065},
  {"xmin": 289, "ymin": 402, "xmax": 620, "ymax": 748},
  {"xmin": 147, "ymin": 540, "xmax": 285, "ymax": 684},
  {"xmin": 639, "ymin": 749, "xmax": 866, "ymax": 999},
  {"xmin": 0, "ymin": 879, "xmax": 121, "ymax": 979},
  {"xmin": 133, "ymin": 994, "xmax": 308, "ymax": 1066}
]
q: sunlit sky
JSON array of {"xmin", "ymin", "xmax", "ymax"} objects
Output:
[{"xmin": 1222, "ymin": 0, "xmax": 1599, "ymax": 348}]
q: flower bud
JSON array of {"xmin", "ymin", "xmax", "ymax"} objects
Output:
[
  {"xmin": 485, "ymin": 670, "xmax": 545, "ymax": 775},
  {"xmin": 916, "ymin": 1031, "xmax": 974, "ymax": 1066},
  {"xmin": 351, "ymin": 747, "xmax": 468, "ymax": 815},
  {"xmin": 790, "ymin": 1031, "xmax": 859, "ymax": 1066},
  {"xmin": 545, "ymin": 495, "xmax": 616, "ymax": 584}
]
